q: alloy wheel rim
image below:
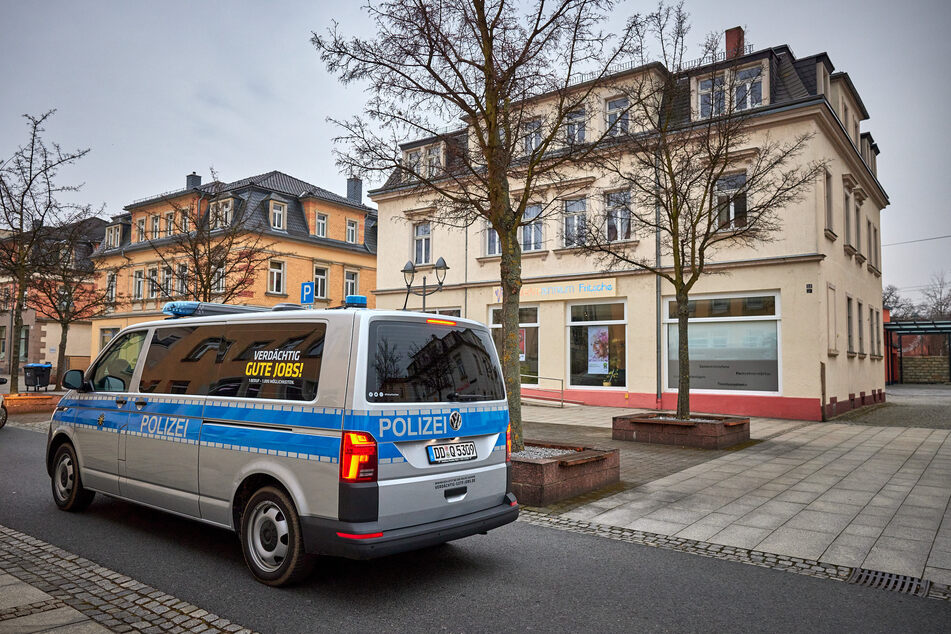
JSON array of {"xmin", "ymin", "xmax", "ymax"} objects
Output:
[{"xmin": 247, "ymin": 501, "xmax": 290, "ymax": 573}]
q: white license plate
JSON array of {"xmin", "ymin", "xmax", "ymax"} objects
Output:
[{"xmin": 427, "ymin": 441, "xmax": 477, "ymax": 464}]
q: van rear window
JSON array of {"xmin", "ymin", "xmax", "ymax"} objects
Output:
[{"xmin": 366, "ymin": 320, "xmax": 504, "ymax": 403}]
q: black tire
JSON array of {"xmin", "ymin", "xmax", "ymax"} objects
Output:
[
  {"xmin": 0, "ymin": 405, "xmax": 7, "ymax": 430},
  {"xmin": 51, "ymin": 443, "xmax": 95, "ymax": 511},
  {"xmin": 239, "ymin": 486, "xmax": 314, "ymax": 587}
]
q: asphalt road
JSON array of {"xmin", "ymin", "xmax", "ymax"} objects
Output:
[{"xmin": 1, "ymin": 426, "xmax": 948, "ymax": 633}]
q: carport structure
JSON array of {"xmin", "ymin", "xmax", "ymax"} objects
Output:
[{"xmin": 884, "ymin": 320, "xmax": 951, "ymax": 384}]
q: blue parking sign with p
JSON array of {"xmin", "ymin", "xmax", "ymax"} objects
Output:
[{"xmin": 301, "ymin": 281, "xmax": 315, "ymax": 304}]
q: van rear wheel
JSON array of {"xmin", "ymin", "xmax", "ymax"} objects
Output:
[
  {"xmin": 51, "ymin": 443, "xmax": 94, "ymax": 511},
  {"xmin": 239, "ymin": 486, "xmax": 314, "ymax": 586}
]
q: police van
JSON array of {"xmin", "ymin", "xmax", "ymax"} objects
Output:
[{"xmin": 47, "ymin": 297, "xmax": 518, "ymax": 586}]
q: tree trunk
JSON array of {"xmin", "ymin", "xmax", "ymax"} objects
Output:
[
  {"xmin": 8, "ymin": 285, "xmax": 25, "ymax": 396},
  {"xmin": 675, "ymin": 289, "xmax": 691, "ymax": 420},
  {"xmin": 498, "ymin": 226, "xmax": 524, "ymax": 452},
  {"xmin": 56, "ymin": 322, "xmax": 69, "ymax": 390}
]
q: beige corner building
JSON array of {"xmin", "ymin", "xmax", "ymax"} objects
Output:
[{"xmin": 370, "ymin": 30, "xmax": 887, "ymax": 421}]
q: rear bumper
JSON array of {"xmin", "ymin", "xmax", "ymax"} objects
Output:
[{"xmin": 301, "ymin": 493, "xmax": 519, "ymax": 559}]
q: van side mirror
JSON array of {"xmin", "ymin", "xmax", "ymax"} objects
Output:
[{"xmin": 63, "ymin": 369, "xmax": 86, "ymax": 391}]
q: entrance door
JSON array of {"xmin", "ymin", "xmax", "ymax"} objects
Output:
[{"xmin": 72, "ymin": 331, "xmax": 147, "ymax": 495}]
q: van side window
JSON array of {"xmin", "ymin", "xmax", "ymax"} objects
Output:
[
  {"xmin": 208, "ymin": 323, "xmax": 326, "ymax": 401},
  {"xmin": 139, "ymin": 326, "xmax": 223, "ymax": 395},
  {"xmin": 90, "ymin": 331, "xmax": 147, "ymax": 392}
]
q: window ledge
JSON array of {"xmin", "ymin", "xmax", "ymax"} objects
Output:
[
  {"xmin": 604, "ymin": 238, "xmax": 640, "ymax": 247},
  {"xmin": 855, "ymin": 253, "xmax": 866, "ymax": 264},
  {"xmin": 476, "ymin": 254, "xmax": 501, "ymax": 263},
  {"xmin": 844, "ymin": 244, "xmax": 856, "ymax": 257},
  {"xmin": 858, "ymin": 352, "xmax": 867, "ymax": 359},
  {"xmin": 265, "ymin": 292, "xmax": 288, "ymax": 298},
  {"xmin": 412, "ymin": 263, "xmax": 436, "ymax": 272},
  {"xmin": 827, "ymin": 349, "xmax": 839, "ymax": 357},
  {"xmin": 870, "ymin": 354, "xmax": 883, "ymax": 361},
  {"xmin": 824, "ymin": 228, "xmax": 838, "ymax": 241},
  {"xmin": 847, "ymin": 351, "xmax": 856, "ymax": 358},
  {"xmin": 867, "ymin": 263, "xmax": 881, "ymax": 277},
  {"xmin": 521, "ymin": 249, "xmax": 549, "ymax": 259},
  {"xmin": 553, "ymin": 246, "xmax": 585, "ymax": 255}
]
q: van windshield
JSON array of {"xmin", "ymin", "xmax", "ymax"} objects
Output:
[{"xmin": 366, "ymin": 320, "xmax": 504, "ymax": 403}]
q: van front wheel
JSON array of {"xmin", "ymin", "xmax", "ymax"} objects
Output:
[{"xmin": 240, "ymin": 486, "xmax": 314, "ymax": 586}]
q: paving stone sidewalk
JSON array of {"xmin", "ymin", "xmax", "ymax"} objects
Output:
[
  {"xmin": 0, "ymin": 524, "xmax": 253, "ymax": 634},
  {"xmin": 558, "ymin": 422, "xmax": 951, "ymax": 586}
]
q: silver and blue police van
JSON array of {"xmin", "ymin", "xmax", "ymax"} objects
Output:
[{"xmin": 47, "ymin": 297, "xmax": 518, "ymax": 586}]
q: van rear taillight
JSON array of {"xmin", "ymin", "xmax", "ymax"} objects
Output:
[
  {"xmin": 340, "ymin": 432, "xmax": 377, "ymax": 482},
  {"xmin": 506, "ymin": 424, "xmax": 512, "ymax": 462}
]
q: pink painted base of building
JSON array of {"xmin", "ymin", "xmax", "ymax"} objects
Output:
[{"xmin": 521, "ymin": 387, "xmax": 887, "ymax": 422}]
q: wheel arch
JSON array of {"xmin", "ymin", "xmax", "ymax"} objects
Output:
[
  {"xmin": 46, "ymin": 429, "xmax": 79, "ymax": 476},
  {"xmin": 230, "ymin": 462, "xmax": 309, "ymax": 532}
]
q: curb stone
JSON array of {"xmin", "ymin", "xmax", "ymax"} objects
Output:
[
  {"xmin": 517, "ymin": 509, "xmax": 951, "ymax": 601},
  {"xmin": 0, "ymin": 523, "xmax": 257, "ymax": 633}
]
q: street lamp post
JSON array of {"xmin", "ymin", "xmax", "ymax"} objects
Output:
[{"xmin": 401, "ymin": 257, "xmax": 449, "ymax": 311}]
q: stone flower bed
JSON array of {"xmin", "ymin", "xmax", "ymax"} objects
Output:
[
  {"xmin": 511, "ymin": 441, "xmax": 619, "ymax": 506},
  {"xmin": 612, "ymin": 412, "xmax": 750, "ymax": 449}
]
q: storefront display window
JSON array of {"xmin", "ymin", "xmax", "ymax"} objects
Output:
[
  {"xmin": 490, "ymin": 306, "xmax": 539, "ymax": 384},
  {"xmin": 665, "ymin": 293, "xmax": 779, "ymax": 392},
  {"xmin": 568, "ymin": 302, "xmax": 626, "ymax": 387}
]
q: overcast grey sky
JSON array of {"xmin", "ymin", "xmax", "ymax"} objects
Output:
[{"xmin": 2, "ymin": 0, "xmax": 948, "ymax": 300}]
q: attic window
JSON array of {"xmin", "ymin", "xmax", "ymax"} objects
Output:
[
  {"xmin": 699, "ymin": 76, "xmax": 725, "ymax": 118},
  {"xmin": 735, "ymin": 66, "xmax": 762, "ymax": 111},
  {"xmin": 105, "ymin": 225, "xmax": 121, "ymax": 248},
  {"xmin": 346, "ymin": 219, "xmax": 358, "ymax": 243},
  {"xmin": 404, "ymin": 150, "xmax": 422, "ymax": 181},
  {"xmin": 271, "ymin": 202, "xmax": 286, "ymax": 230}
]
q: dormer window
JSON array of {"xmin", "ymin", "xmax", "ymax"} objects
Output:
[
  {"xmin": 271, "ymin": 202, "xmax": 286, "ymax": 230},
  {"xmin": 211, "ymin": 200, "xmax": 233, "ymax": 229},
  {"xmin": 346, "ymin": 219, "xmax": 358, "ymax": 243},
  {"xmin": 425, "ymin": 144, "xmax": 442, "ymax": 177},
  {"xmin": 404, "ymin": 150, "xmax": 422, "ymax": 180},
  {"xmin": 699, "ymin": 76, "xmax": 725, "ymax": 118},
  {"xmin": 606, "ymin": 97, "xmax": 629, "ymax": 135},
  {"xmin": 735, "ymin": 67, "xmax": 762, "ymax": 111},
  {"xmin": 105, "ymin": 225, "xmax": 121, "ymax": 248}
]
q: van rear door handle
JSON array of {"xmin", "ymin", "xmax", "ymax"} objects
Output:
[{"xmin": 115, "ymin": 397, "xmax": 127, "ymax": 406}]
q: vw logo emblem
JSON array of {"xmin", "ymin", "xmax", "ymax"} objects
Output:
[{"xmin": 449, "ymin": 411, "xmax": 462, "ymax": 431}]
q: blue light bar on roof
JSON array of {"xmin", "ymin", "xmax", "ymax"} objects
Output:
[
  {"xmin": 163, "ymin": 301, "xmax": 200, "ymax": 317},
  {"xmin": 345, "ymin": 295, "xmax": 367, "ymax": 308}
]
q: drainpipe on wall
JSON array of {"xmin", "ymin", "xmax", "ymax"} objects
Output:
[
  {"xmin": 464, "ymin": 223, "xmax": 469, "ymax": 318},
  {"xmin": 654, "ymin": 158, "xmax": 663, "ymax": 409}
]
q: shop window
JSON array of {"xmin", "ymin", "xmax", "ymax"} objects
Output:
[
  {"xmin": 664, "ymin": 293, "xmax": 779, "ymax": 392},
  {"xmin": 568, "ymin": 302, "xmax": 626, "ymax": 387},
  {"xmin": 490, "ymin": 306, "xmax": 539, "ymax": 385}
]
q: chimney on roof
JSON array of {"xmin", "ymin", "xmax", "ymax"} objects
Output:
[
  {"xmin": 186, "ymin": 172, "xmax": 202, "ymax": 189},
  {"xmin": 346, "ymin": 176, "xmax": 362, "ymax": 204},
  {"xmin": 725, "ymin": 26, "xmax": 745, "ymax": 60}
]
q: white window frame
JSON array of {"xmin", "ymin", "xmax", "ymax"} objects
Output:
[
  {"xmin": 414, "ymin": 222, "xmax": 432, "ymax": 265},
  {"xmin": 827, "ymin": 284, "xmax": 838, "ymax": 354},
  {"xmin": 268, "ymin": 260, "xmax": 285, "ymax": 294},
  {"xmin": 566, "ymin": 299, "xmax": 628, "ymax": 389},
  {"xmin": 843, "ymin": 190, "xmax": 852, "ymax": 246},
  {"xmin": 734, "ymin": 65, "xmax": 763, "ymax": 111},
  {"xmin": 271, "ymin": 203, "xmax": 286, "ymax": 231},
  {"xmin": 404, "ymin": 150, "xmax": 422, "ymax": 180},
  {"xmin": 714, "ymin": 174, "xmax": 748, "ymax": 231},
  {"xmin": 346, "ymin": 219, "xmax": 358, "ymax": 243},
  {"xmin": 563, "ymin": 198, "xmax": 586, "ymax": 247},
  {"xmin": 846, "ymin": 295, "xmax": 854, "ymax": 353},
  {"xmin": 105, "ymin": 272, "xmax": 117, "ymax": 303},
  {"xmin": 857, "ymin": 299, "xmax": 865, "ymax": 354},
  {"xmin": 105, "ymin": 225, "xmax": 120, "ymax": 248},
  {"xmin": 136, "ymin": 218, "xmax": 145, "ymax": 243},
  {"xmin": 164, "ymin": 212, "xmax": 175, "ymax": 237},
  {"xmin": 314, "ymin": 265, "xmax": 328, "ymax": 299},
  {"xmin": 566, "ymin": 109, "xmax": 586, "ymax": 144},
  {"xmin": 212, "ymin": 266, "xmax": 225, "ymax": 294},
  {"xmin": 176, "ymin": 263, "xmax": 189, "ymax": 296},
  {"xmin": 133, "ymin": 270, "xmax": 144, "ymax": 300},
  {"xmin": 315, "ymin": 213, "xmax": 327, "ymax": 238},
  {"xmin": 161, "ymin": 265, "xmax": 173, "ymax": 296},
  {"xmin": 661, "ymin": 290, "xmax": 782, "ymax": 396},
  {"xmin": 147, "ymin": 267, "xmax": 158, "ymax": 299},
  {"xmin": 698, "ymin": 75, "xmax": 725, "ymax": 119},
  {"xmin": 180, "ymin": 210, "xmax": 191, "ymax": 233},
  {"xmin": 520, "ymin": 204, "xmax": 544, "ymax": 252},
  {"xmin": 606, "ymin": 97, "xmax": 629, "ymax": 135},
  {"xmin": 486, "ymin": 225, "xmax": 501, "ymax": 256},
  {"xmin": 344, "ymin": 270, "xmax": 358, "ymax": 297},
  {"xmin": 824, "ymin": 169, "xmax": 834, "ymax": 233},
  {"xmin": 605, "ymin": 190, "xmax": 631, "ymax": 242},
  {"xmin": 425, "ymin": 144, "xmax": 442, "ymax": 177},
  {"xmin": 150, "ymin": 215, "xmax": 160, "ymax": 239},
  {"xmin": 523, "ymin": 120, "xmax": 542, "ymax": 154}
]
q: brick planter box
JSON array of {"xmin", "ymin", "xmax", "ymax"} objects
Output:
[
  {"xmin": 4, "ymin": 394, "xmax": 61, "ymax": 414},
  {"xmin": 511, "ymin": 441, "xmax": 619, "ymax": 506},
  {"xmin": 612, "ymin": 413, "xmax": 750, "ymax": 449}
]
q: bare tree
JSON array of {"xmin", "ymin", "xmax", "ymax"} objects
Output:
[
  {"xmin": 882, "ymin": 284, "xmax": 920, "ymax": 321},
  {"xmin": 575, "ymin": 5, "xmax": 825, "ymax": 419},
  {"xmin": 141, "ymin": 171, "xmax": 281, "ymax": 304},
  {"xmin": 28, "ymin": 216, "xmax": 123, "ymax": 388},
  {"xmin": 920, "ymin": 272, "xmax": 951, "ymax": 320},
  {"xmin": 314, "ymin": 0, "xmax": 640, "ymax": 450},
  {"xmin": 0, "ymin": 110, "xmax": 90, "ymax": 394}
]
